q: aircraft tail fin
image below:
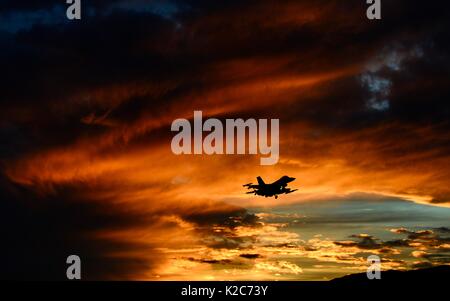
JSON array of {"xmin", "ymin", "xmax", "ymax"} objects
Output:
[{"xmin": 257, "ymin": 176, "xmax": 265, "ymax": 186}]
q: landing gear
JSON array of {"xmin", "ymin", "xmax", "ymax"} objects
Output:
[{"xmin": 275, "ymin": 195, "xmax": 278, "ymax": 199}]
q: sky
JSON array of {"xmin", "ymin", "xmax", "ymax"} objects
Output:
[{"xmin": 0, "ymin": 0, "xmax": 449, "ymax": 280}]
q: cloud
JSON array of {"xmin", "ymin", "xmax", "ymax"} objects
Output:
[
  {"xmin": 2, "ymin": 0, "xmax": 449, "ymax": 208},
  {"xmin": 239, "ymin": 253, "xmax": 261, "ymax": 259},
  {"xmin": 0, "ymin": 170, "xmax": 256, "ymax": 279},
  {"xmin": 0, "ymin": 0, "xmax": 450, "ymax": 279}
]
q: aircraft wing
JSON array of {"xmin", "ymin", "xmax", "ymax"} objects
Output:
[
  {"xmin": 273, "ymin": 176, "xmax": 295, "ymax": 186},
  {"xmin": 243, "ymin": 183, "xmax": 259, "ymax": 189}
]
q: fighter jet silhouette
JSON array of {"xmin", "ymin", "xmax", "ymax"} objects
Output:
[{"xmin": 243, "ymin": 176, "xmax": 298, "ymax": 199}]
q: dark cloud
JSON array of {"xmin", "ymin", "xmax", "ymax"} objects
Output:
[
  {"xmin": 411, "ymin": 261, "xmax": 434, "ymax": 269},
  {"xmin": 239, "ymin": 253, "xmax": 262, "ymax": 259},
  {"xmin": 186, "ymin": 257, "xmax": 236, "ymax": 265},
  {"xmin": 0, "ymin": 173, "xmax": 159, "ymax": 280},
  {"xmin": 0, "ymin": 171, "xmax": 255, "ymax": 279},
  {"xmin": 332, "ymin": 228, "xmax": 450, "ymax": 269}
]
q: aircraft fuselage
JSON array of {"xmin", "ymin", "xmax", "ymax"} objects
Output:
[{"xmin": 243, "ymin": 176, "xmax": 297, "ymax": 199}]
